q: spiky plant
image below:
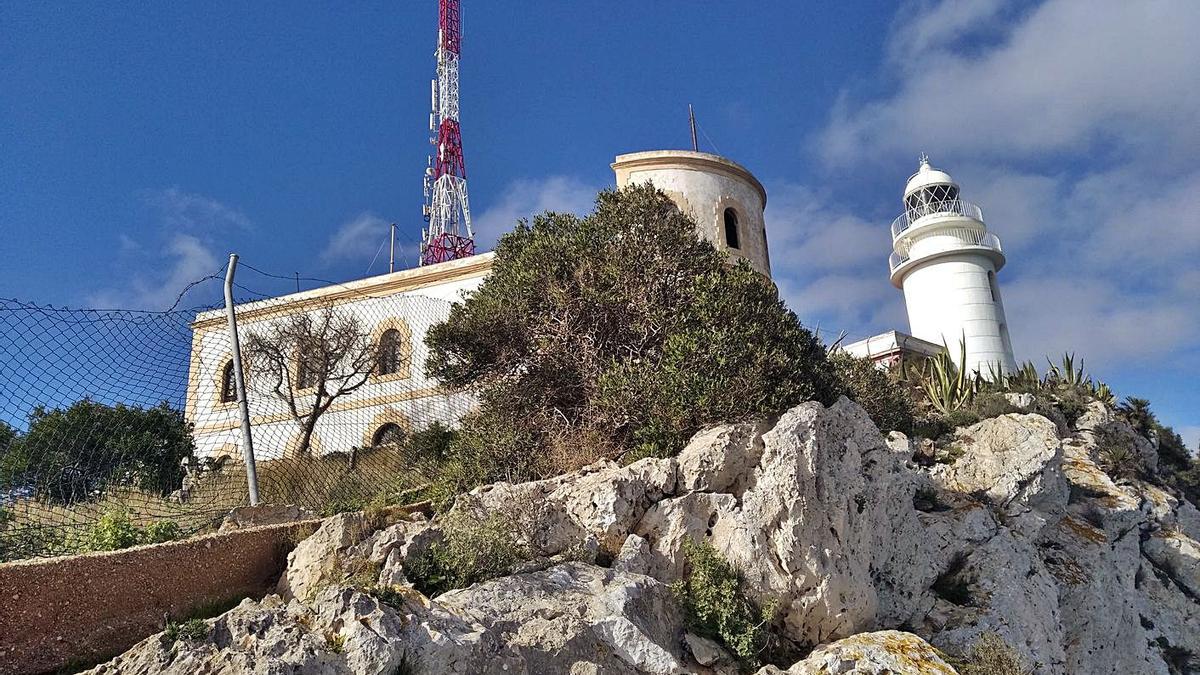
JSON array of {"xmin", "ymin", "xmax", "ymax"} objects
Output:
[
  {"xmin": 1091, "ymin": 381, "xmax": 1115, "ymax": 406},
  {"xmin": 1116, "ymin": 397, "xmax": 1156, "ymax": 438},
  {"xmin": 1009, "ymin": 361, "xmax": 1041, "ymax": 392},
  {"xmin": 1046, "ymin": 353, "xmax": 1089, "ymax": 388},
  {"xmin": 1097, "ymin": 443, "xmax": 1141, "ymax": 481},
  {"xmin": 916, "ymin": 340, "xmax": 976, "ymax": 415}
]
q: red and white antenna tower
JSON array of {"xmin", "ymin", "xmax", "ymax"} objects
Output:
[{"xmin": 421, "ymin": 0, "xmax": 475, "ymax": 266}]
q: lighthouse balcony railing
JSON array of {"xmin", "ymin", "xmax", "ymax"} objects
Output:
[
  {"xmin": 891, "ymin": 199, "xmax": 984, "ymax": 239},
  {"xmin": 889, "ymin": 231, "xmax": 1003, "ymax": 273}
]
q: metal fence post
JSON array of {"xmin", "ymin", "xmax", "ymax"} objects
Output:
[{"xmin": 224, "ymin": 253, "xmax": 260, "ymax": 505}]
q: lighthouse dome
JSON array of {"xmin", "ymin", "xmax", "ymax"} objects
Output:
[{"xmin": 904, "ymin": 154, "xmax": 958, "ymax": 198}]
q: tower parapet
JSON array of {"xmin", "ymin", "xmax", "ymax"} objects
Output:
[
  {"xmin": 612, "ymin": 150, "xmax": 771, "ymax": 278},
  {"xmin": 891, "ymin": 155, "xmax": 1016, "ymax": 376}
]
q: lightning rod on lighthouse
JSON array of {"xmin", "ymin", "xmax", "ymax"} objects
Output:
[{"xmin": 421, "ymin": 0, "xmax": 475, "ymax": 266}]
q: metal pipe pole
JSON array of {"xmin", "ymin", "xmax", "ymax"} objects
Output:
[
  {"xmin": 223, "ymin": 253, "xmax": 260, "ymax": 505},
  {"xmin": 389, "ymin": 223, "xmax": 396, "ymax": 273}
]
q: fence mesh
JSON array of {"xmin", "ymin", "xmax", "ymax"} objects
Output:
[{"xmin": 0, "ymin": 260, "xmax": 477, "ymax": 562}]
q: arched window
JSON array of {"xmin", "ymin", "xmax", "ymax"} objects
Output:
[
  {"xmin": 371, "ymin": 423, "xmax": 405, "ymax": 448},
  {"xmin": 723, "ymin": 208, "xmax": 740, "ymax": 249},
  {"xmin": 220, "ymin": 360, "xmax": 237, "ymax": 403},
  {"xmin": 377, "ymin": 328, "xmax": 405, "ymax": 376}
]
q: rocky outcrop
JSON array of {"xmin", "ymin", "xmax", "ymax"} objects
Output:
[
  {"xmin": 757, "ymin": 631, "xmax": 956, "ymax": 675},
  {"xmin": 89, "ymin": 397, "xmax": 1200, "ymax": 674}
]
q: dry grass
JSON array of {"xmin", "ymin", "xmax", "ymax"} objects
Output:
[{"xmin": 0, "ymin": 445, "xmax": 437, "ymax": 562}]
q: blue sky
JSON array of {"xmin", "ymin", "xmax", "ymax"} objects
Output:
[{"xmin": 2, "ymin": 1, "xmax": 1197, "ymax": 446}]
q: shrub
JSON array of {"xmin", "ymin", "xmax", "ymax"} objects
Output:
[
  {"xmin": 87, "ymin": 510, "xmax": 144, "ymax": 551},
  {"xmin": 86, "ymin": 510, "xmax": 182, "ymax": 552},
  {"xmin": 672, "ymin": 538, "xmax": 776, "ymax": 672},
  {"xmin": 949, "ymin": 631, "xmax": 1029, "ymax": 675},
  {"xmin": 142, "ymin": 519, "xmax": 182, "ymax": 544},
  {"xmin": 164, "ymin": 618, "xmax": 208, "ymax": 644},
  {"xmin": 829, "ymin": 352, "xmax": 915, "ymax": 434},
  {"xmin": 426, "ymin": 184, "xmax": 839, "ymax": 490},
  {"xmin": 1096, "ymin": 438, "xmax": 1141, "ymax": 482},
  {"xmin": 405, "ymin": 500, "xmax": 535, "ymax": 597},
  {"xmin": 0, "ymin": 400, "xmax": 194, "ymax": 504}
]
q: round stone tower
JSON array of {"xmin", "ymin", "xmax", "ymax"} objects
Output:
[
  {"xmin": 611, "ymin": 150, "xmax": 771, "ymax": 278},
  {"xmin": 890, "ymin": 155, "xmax": 1016, "ymax": 377}
]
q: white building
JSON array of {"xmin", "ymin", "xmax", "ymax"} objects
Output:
[
  {"xmin": 186, "ymin": 254, "xmax": 492, "ymax": 460},
  {"xmin": 844, "ymin": 155, "xmax": 1017, "ymax": 377},
  {"xmin": 187, "ymin": 149, "xmax": 771, "ymax": 460}
]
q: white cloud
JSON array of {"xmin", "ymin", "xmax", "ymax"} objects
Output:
[
  {"xmin": 142, "ymin": 186, "xmax": 253, "ymax": 232},
  {"xmin": 89, "ymin": 234, "xmax": 220, "ymax": 310},
  {"xmin": 320, "ymin": 212, "xmax": 392, "ymax": 267},
  {"xmin": 471, "ymin": 176, "xmax": 599, "ymax": 249},
  {"xmin": 821, "ymin": 0, "xmax": 1200, "ymax": 166},
  {"xmin": 88, "ymin": 189, "xmax": 249, "ymax": 310}
]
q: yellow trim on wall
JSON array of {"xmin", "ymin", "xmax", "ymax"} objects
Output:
[
  {"xmin": 190, "ymin": 253, "xmax": 493, "ymax": 333},
  {"xmin": 191, "ymin": 385, "xmax": 451, "ymax": 434},
  {"xmin": 362, "ymin": 407, "xmax": 414, "ymax": 447}
]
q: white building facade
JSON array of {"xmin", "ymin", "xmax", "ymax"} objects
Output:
[{"xmin": 186, "ymin": 254, "xmax": 492, "ymax": 460}]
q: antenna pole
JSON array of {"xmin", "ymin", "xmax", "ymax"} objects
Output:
[
  {"xmin": 389, "ymin": 222, "xmax": 396, "ymax": 273},
  {"xmin": 689, "ymin": 104, "xmax": 698, "ymax": 152},
  {"xmin": 421, "ymin": 0, "xmax": 475, "ymax": 266}
]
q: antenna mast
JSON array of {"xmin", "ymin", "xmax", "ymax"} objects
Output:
[
  {"xmin": 689, "ymin": 104, "xmax": 698, "ymax": 152},
  {"xmin": 421, "ymin": 0, "xmax": 475, "ymax": 266}
]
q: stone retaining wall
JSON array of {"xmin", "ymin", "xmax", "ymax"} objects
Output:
[{"xmin": 0, "ymin": 519, "xmax": 321, "ymax": 675}]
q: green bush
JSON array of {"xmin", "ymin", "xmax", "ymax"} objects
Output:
[
  {"xmin": 405, "ymin": 503, "xmax": 534, "ymax": 597},
  {"xmin": 0, "ymin": 400, "xmax": 195, "ymax": 504},
  {"xmin": 164, "ymin": 618, "xmax": 208, "ymax": 644},
  {"xmin": 672, "ymin": 538, "xmax": 776, "ymax": 672},
  {"xmin": 88, "ymin": 510, "xmax": 144, "ymax": 551},
  {"xmin": 829, "ymin": 352, "xmax": 915, "ymax": 434},
  {"xmin": 86, "ymin": 510, "xmax": 182, "ymax": 552},
  {"xmin": 425, "ymin": 184, "xmax": 839, "ymax": 490}
]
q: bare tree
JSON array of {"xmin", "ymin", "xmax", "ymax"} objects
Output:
[{"xmin": 245, "ymin": 304, "xmax": 376, "ymax": 457}]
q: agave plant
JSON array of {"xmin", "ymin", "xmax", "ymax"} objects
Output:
[
  {"xmin": 917, "ymin": 340, "xmax": 976, "ymax": 415},
  {"xmin": 1009, "ymin": 361, "xmax": 1041, "ymax": 392},
  {"xmin": 1091, "ymin": 381, "xmax": 1115, "ymax": 405},
  {"xmin": 1046, "ymin": 353, "xmax": 1089, "ymax": 388}
]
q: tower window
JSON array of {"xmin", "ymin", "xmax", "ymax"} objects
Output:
[
  {"xmin": 987, "ymin": 270, "xmax": 1000, "ymax": 302},
  {"xmin": 220, "ymin": 360, "xmax": 237, "ymax": 403},
  {"xmin": 723, "ymin": 208, "xmax": 740, "ymax": 249},
  {"xmin": 377, "ymin": 328, "xmax": 406, "ymax": 376},
  {"xmin": 371, "ymin": 423, "xmax": 406, "ymax": 448}
]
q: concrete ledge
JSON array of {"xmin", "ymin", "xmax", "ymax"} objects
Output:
[{"xmin": 0, "ymin": 518, "xmax": 322, "ymax": 675}]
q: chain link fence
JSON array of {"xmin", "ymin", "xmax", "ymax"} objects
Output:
[{"xmin": 0, "ymin": 258, "xmax": 477, "ymax": 562}]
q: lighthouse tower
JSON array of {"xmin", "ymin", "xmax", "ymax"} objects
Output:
[{"xmin": 889, "ymin": 155, "xmax": 1016, "ymax": 377}]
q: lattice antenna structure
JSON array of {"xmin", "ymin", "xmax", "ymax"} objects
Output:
[{"xmin": 420, "ymin": 0, "xmax": 475, "ymax": 266}]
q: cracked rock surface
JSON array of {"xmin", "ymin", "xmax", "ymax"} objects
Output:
[{"xmin": 87, "ymin": 398, "xmax": 1200, "ymax": 674}]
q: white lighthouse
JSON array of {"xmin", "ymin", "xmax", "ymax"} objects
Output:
[{"xmin": 887, "ymin": 155, "xmax": 1016, "ymax": 377}]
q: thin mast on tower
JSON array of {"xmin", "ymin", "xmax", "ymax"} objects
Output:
[{"xmin": 421, "ymin": 0, "xmax": 475, "ymax": 266}]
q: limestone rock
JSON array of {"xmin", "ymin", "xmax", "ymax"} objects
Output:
[
  {"xmin": 437, "ymin": 562, "xmax": 696, "ymax": 674},
  {"xmin": 931, "ymin": 413, "xmax": 1066, "ymax": 518},
  {"xmin": 758, "ymin": 631, "xmax": 955, "ymax": 675},
  {"xmin": 218, "ymin": 503, "xmax": 317, "ymax": 533},
  {"xmin": 676, "ymin": 421, "xmax": 769, "ymax": 494},
  {"xmin": 84, "ymin": 596, "xmax": 343, "ymax": 675},
  {"xmin": 277, "ymin": 512, "xmax": 373, "ymax": 602}
]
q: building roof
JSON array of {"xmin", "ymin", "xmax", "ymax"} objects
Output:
[{"xmin": 191, "ymin": 252, "xmax": 494, "ymax": 331}]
